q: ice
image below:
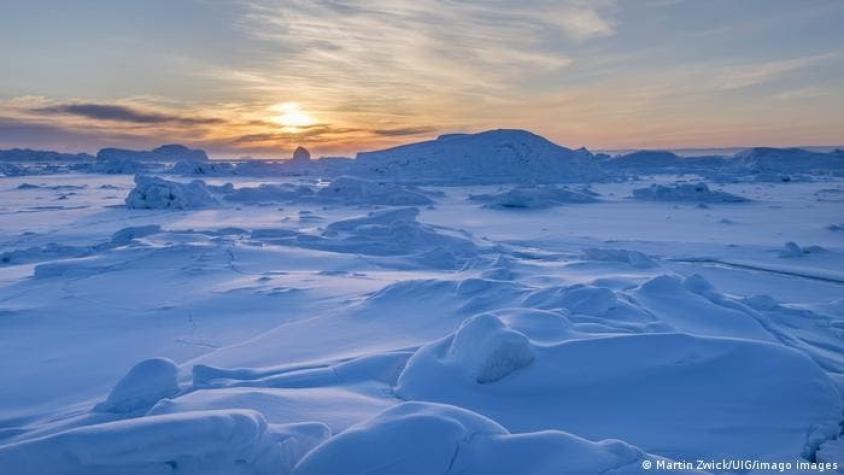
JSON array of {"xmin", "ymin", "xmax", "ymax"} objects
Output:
[
  {"xmin": 125, "ymin": 175, "xmax": 219, "ymax": 209},
  {"xmin": 171, "ymin": 159, "xmax": 235, "ymax": 176},
  {"xmin": 731, "ymin": 147, "xmax": 844, "ymax": 175},
  {"xmin": 223, "ymin": 183, "xmax": 315, "ymax": 203},
  {"xmin": 291, "ymin": 207, "xmax": 478, "ymax": 266},
  {"xmin": 109, "ymin": 225, "xmax": 162, "ymax": 246},
  {"xmin": 98, "ymin": 144, "xmax": 209, "ymax": 163},
  {"xmin": 469, "ymin": 185, "xmax": 597, "ymax": 209},
  {"xmin": 632, "ymin": 182, "xmax": 749, "ymax": 202},
  {"xmin": 314, "ymin": 176, "xmax": 434, "ymax": 206},
  {"xmin": 581, "ymin": 247, "xmax": 656, "ymax": 268},
  {"xmin": 291, "ymin": 146, "xmax": 311, "ymax": 163},
  {"xmin": 600, "ymin": 150, "xmax": 727, "ymax": 175}
]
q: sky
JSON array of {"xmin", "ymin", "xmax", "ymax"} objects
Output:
[{"xmin": 1, "ymin": 0, "xmax": 843, "ymax": 158}]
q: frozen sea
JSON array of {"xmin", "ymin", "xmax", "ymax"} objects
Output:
[{"xmin": 0, "ymin": 171, "xmax": 842, "ymax": 473}]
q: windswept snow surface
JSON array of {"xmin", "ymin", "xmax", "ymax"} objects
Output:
[{"xmin": 0, "ymin": 168, "xmax": 843, "ymax": 474}]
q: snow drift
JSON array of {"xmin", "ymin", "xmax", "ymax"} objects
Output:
[
  {"xmin": 292, "ymin": 402, "xmax": 680, "ymax": 475},
  {"xmin": 0, "ymin": 410, "xmax": 326, "ymax": 475},
  {"xmin": 396, "ymin": 331, "xmax": 841, "ymax": 462}
]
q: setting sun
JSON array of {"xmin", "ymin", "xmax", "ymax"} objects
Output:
[{"xmin": 270, "ymin": 102, "xmax": 314, "ymax": 130}]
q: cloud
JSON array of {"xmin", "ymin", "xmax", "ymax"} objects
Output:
[
  {"xmin": 33, "ymin": 103, "xmax": 223, "ymax": 125},
  {"xmin": 712, "ymin": 53, "xmax": 837, "ymax": 91},
  {"xmin": 220, "ymin": 0, "xmax": 617, "ymax": 118},
  {"xmin": 372, "ymin": 126, "xmax": 437, "ymax": 137}
]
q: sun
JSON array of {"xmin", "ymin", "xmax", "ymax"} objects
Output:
[{"xmin": 270, "ymin": 102, "xmax": 314, "ymax": 131}]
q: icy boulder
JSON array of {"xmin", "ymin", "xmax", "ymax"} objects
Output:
[
  {"xmin": 315, "ymin": 176, "xmax": 434, "ymax": 206},
  {"xmin": 0, "ymin": 162, "xmax": 25, "ymax": 176},
  {"xmin": 397, "ymin": 314, "xmax": 534, "ymax": 389},
  {"xmin": 98, "ymin": 144, "xmax": 208, "ymax": 163},
  {"xmin": 91, "ymin": 156, "xmax": 149, "ymax": 174},
  {"xmin": 125, "ymin": 175, "xmax": 219, "ymax": 209},
  {"xmin": 93, "ymin": 357, "xmax": 180, "ymax": 413},
  {"xmin": 600, "ymin": 150, "xmax": 728, "ymax": 174},
  {"xmin": 0, "ymin": 409, "xmax": 321, "ymax": 475},
  {"xmin": 731, "ymin": 147, "xmax": 844, "ymax": 175},
  {"xmin": 353, "ymin": 129, "xmax": 600, "ymax": 184},
  {"xmin": 581, "ymin": 248, "xmax": 656, "ymax": 268},
  {"xmin": 632, "ymin": 182, "xmax": 748, "ymax": 202},
  {"xmin": 109, "ymin": 225, "xmax": 162, "ymax": 246},
  {"xmin": 291, "ymin": 146, "xmax": 311, "ymax": 162},
  {"xmin": 0, "ymin": 148, "xmax": 93, "ymax": 162},
  {"xmin": 469, "ymin": 185, "xmax": 598, "ymax": 209},
  {"xmin": 171, "ymin": 159, "xmax": 235, "ymax": 176},
  {"xmin": 292, "ymin": 402, "xmax": 676, "ymax": 475}
]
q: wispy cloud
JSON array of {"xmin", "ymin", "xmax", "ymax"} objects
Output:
[
  {"xmin": 221, "ymin": 1, "xmax": 616, "ymax": 116},
  {"xmin": 712, "ymin": 53, "xmax": 836, "ymax": 91},
  {"xmin": 33, "ymin": 103, "xmax": 223, "ymax": 125}
]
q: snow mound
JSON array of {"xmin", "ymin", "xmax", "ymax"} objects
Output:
[
  {"xmin": 0, "ymin": 409, "xmax": 321, "ymax": 475},
  {"xmin": 125, "ymin": 175, "xmax": 219, "ymax": 209},
  {"xmin": 777, "ymin": 241, "xmax": 825, "ymax": 258},
  {"xmin": 295, "ymin": 207, "xmax": 478, "ymax": 266},
  {"xmin": 397, "ymin": 314, "xmax": 534, "ymax": 386},
  {"xmin": 93, "ymin": 357, "xmax": 180, "ymax": 413},
  {"xmin": 315, "ymin": 176, "xmax": 434, "ymax": 206},
  {"xmin": 394, "ymin": 332, "xmax": 842, "ymax": 462},
  {"xmin": 469, "ymin": 185, "xmax": 598, "ymax": 209},
  {"xmin": 353, "ymin": 129, "xmax": 600, "ymax": 184},
  {"xmin": 632, "ymin": 182, "xmax": 748, "ymax": 202},
  {"xmin": 292, "ymin": 402, "xmax": 677, "ymax": 475}
]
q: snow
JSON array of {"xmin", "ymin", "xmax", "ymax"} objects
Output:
[
  {"xmin": 125, "ymin": 175, "xmax": 219, "ymax": 209},
  {"xmin": 397, "ymin": 314, "xmax": 535, "ymax": 385},
  {"xmin": 93, "ymin": 358, "xmax": 181, "ymax": 414},
  {"xmin": 1, "ymin": 133, "xmax": 844, "ymax": 473},
  {"xmin": 293, "ymin": 401, "xmax": 687, "ymax": 475},
  {"xmin": 632, "ymin": 182, "xmax": 749, "ymax": 202},
  {"xmin": 0, "ymin": 409, "xmax": 324, "ymax": 474}
]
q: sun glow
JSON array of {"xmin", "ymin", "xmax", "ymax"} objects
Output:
[{"xmin": 270, "ymin": 102, "xmax": 314, "ymax": 131}]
